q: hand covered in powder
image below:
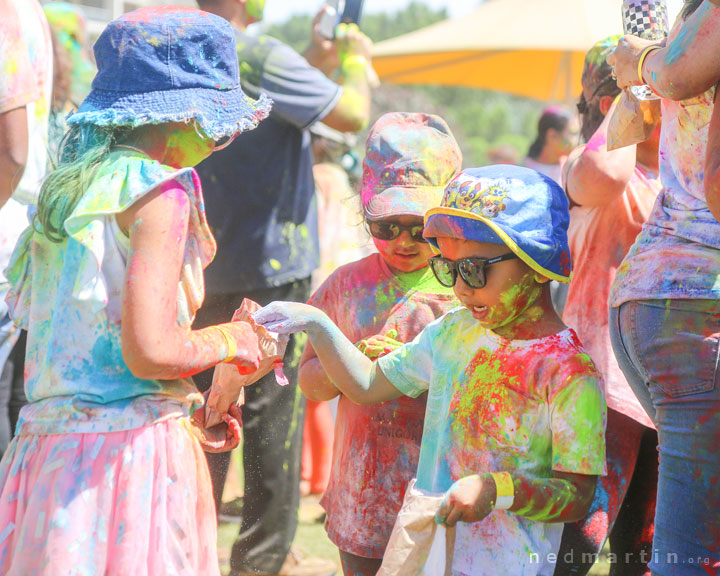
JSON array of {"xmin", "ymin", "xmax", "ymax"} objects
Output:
[
  {"xmin": 356, "ymin": 329, "xmax": 403, "ymax": 359},
  {"xmin": 189, "ymin": 392, "xmax": 243, "ymax": 453},
  {"xmin": 217, "ymin": 321, "xmax": 262, "ymax": 373},
  {"xmin": 252, "ymin": 301, "xmax": 328, "ymax": 336},
  {"xmin": 336, "ymin": 23, "xmax": 373, "ymax": 64},
  {"xmin": 436, "ymin": 474, "xmax": 497, "ymax": 527},
  {"xmin": 607, "ymin": 35, "xmax": 663, "ymax": 89}
]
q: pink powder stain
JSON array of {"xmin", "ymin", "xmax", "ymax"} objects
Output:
[{"xmin": 584, "ymin": 132, "xmax": 607, "ymax": 154}]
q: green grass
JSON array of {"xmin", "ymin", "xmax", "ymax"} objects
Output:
[
  {"xmin": 218, "ymin": 497, "xmax": 611, "ymax": 575},
  {"xmin": 217, "ymin": 496, "xmax": 340, "ymax": 575},
  {"xmin": 216, "ymin": 446, "xmax": 610, "ymax": 575}
]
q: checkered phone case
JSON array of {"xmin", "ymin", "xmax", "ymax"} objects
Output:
[{"xmin": 622, "ymin": 0, "xmax": 669, "ymax": 40}]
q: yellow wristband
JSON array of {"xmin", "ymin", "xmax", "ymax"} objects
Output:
[
  {"xmin": 638, "ymin": 45, "xmax": 661, "ymax": 85},
  {"xmin": 341, "ymin": 55, "xmax": 368, "ymax": 77},
  {"xmin": 491, "ymin": 471, "xmax": 515, "ymax": 510},
  {"xmin": 214, "ymin": 326, "xmax": 237, "ymax": 363}
]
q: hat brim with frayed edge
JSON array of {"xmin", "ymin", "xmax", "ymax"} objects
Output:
[
  {"xmin": 365, "ymin": 185, "xmax": 445, "ymax": 220},
  {"xmin": 424, "ymin": 207, "xmax": 572, "ymax": 284},
  {"xmin": 67, "ymin": 85, "xmax": 271, "ymax": 141}
]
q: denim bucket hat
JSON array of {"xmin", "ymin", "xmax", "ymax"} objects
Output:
[
  {"xmin": 424, "ymin": 165, "xmax": 572, "ymax": 282},
  {"xmin": 67, "ymin": 7, "xmax": 271, "ymax": 140}
]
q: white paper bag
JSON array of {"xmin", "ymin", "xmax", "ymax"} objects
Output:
[{"xmin": 378, "ymin": 479, "xmax": 455, "ymax": 576}]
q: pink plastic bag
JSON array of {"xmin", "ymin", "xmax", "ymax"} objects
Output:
[{"xmin": 205, "ymin": 299, "xmax": 290, "ymax": 427}]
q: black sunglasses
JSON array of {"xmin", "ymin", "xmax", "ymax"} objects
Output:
[
  {"xmin": 368, "ymin": 220, "xmax": 427, "ymax": 243},
  {"xmin": 428, "ymin": 253, "xmax": 518, "ymax": 289}
]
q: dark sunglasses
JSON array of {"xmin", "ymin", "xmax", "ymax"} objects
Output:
[
  {"xmin": 368, "ymin": 220, "xmax": 427, "ymax": 243},
  {"xmin": 428, "ymin": 253, "xmax": 518, "ymax": 289}
]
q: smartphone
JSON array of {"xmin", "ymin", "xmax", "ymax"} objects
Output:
[
  {"xmin": 317, "ymin": 0, "xmax": 341, "ymax": 40},
  {"xmin": 341, "ymin": 0, "xmax": 365, "ymax": 25}
]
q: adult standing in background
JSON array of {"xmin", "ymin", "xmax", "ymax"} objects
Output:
[
  {"xmin": 0, "ymin": 0, "xmax": 53, "ymax": 458},
  {"xmin": 194, "ymin": 1, "xmax": 373, "ymax": 574},
  {"xmin": 525, "ymin": 107, "xmax": 579, "ymax": 315},
  {"xmin": 524, "ymin": 106, "xmax": 578, "ymax": 185},
  {"xmin": 556, "ymin": 36, "xmax": 660, "ymax": 576},
  {"xmin": 608, "ymin": 1, "xmax": 720, "ymax": 572}
]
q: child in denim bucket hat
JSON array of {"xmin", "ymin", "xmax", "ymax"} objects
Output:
[
  {"xmin": 255, "ymin": 165, "xmax": 607, "ymax": 576},
  {"xmin": 298, "ymin": 112, "xmax": 460, "ymax": 575},
  {"xmin": 0, "ymin": 7, "xmax": 272, "ymax": 575}
]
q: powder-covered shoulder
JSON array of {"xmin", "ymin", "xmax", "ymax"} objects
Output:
[
  {"xmin": 537, "ymin": 329, "xmax": 604, "ymax": 396},
  {"xmin": 419, "ymin": 305, "xmax": 474, "ymax": 336}
]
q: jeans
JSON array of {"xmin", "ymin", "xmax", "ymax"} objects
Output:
[
  {"xmin": 193, "ymin": 279, "xmax": 309, "ymax": 574},
  {"xmin": 609, "ymin": 299, "xmax": 720, "ymax": 575}
]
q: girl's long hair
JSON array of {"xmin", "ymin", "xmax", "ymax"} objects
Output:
[
  {"xmin": 36, "ymin": 124, "xmax": 128, "ymax": 242},
  {"xmin": 527, "ymin": 108, "xmax": 572, "ymax": 160}
]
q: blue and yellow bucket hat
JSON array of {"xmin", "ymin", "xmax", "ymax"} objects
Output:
[
  {"xmin": 68, "ymin": 7, "xmax": 270, "ymax": 140},
  {"xmin": 424, "ymin": 165, "xmax": 572, "ymax": 283}
]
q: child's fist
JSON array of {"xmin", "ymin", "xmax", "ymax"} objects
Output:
[
  {"xmin": 252, "ymin": 301, "xmax": 326, "ymax": 335},
  {"xmin": 188, "ymin": 391, "xmax": 243, "ymax": 453},
  {"xmin": 436, "ymin": 474, "xmax": 497, "ymax": 527},
  {"xmin": 356, "ymin": 329, "xmax": 403, "ymax": 359}
]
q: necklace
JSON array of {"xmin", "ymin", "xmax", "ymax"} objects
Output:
[{"xmin": 113, "ymin": 144, "xmax": 149, "ymax": 156}]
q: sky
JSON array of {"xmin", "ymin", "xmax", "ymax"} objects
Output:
[{"xmin": 262, "ymin": 0, "xmax": 477, "ymax": 23}]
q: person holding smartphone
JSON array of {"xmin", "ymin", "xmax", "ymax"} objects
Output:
[{"xmin": 194, "ymin": 1, "xmax": 373, "ymax": 575}]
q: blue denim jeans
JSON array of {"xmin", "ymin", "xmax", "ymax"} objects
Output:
[{"xmin": 609, "ymin": 299, "xmax": 720, "ymax": 575}]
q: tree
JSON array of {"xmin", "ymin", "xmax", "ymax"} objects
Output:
[{"xmin": 266, "ymin": 2, "xmax": 548, "ymax": 167}]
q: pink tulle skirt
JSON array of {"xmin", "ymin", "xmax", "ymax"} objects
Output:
[{"xmin": 0, "ymin": 418, "xmax": 220, "ymax": 575}]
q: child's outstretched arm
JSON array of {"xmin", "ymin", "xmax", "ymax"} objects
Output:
[
  {"xmin": 437, "ymin": 471, "xmax": 597, "ymax": 527},
  {"xmin": 300, "ymin": 330, "xmax": 404, "ymax": 401},
  {"xmin": 255, "ymin": 301, "xmax": 403, "ymax": 405},
  {"xmin": 118, "ymin": 184, "xmax": 262, "ymax": 380}
]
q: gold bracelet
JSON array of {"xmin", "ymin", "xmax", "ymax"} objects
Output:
[
  {"xmin": 213, "ymin": 326, "xmax": 237, "ymax": 363},
  {"xmin": 491, "ymin": 471, "xmax": 515, "ymax": 510},
  {"xmin": 638, "ymin": 45, "xmax": 662, "ymax": 85}
]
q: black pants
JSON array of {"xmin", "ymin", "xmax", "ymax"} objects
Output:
[
  {"xmin": 0, "ymin": 331, "xmax": 27, "ymax": 460},
  {"xmin": 193, "ymin": 280, "xmax": 309, "ymax": 574}
]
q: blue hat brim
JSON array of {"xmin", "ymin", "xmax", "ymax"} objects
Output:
[
  {"xmin": 67, "ymin": 85, "xmax": 271, "ymax": 140},
  {"xmin": 424, "ymin": 207, "xmax": 572, "ymax": 284}
]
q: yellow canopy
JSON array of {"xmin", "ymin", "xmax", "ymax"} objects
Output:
[{"xmin": 372, "ymin": 0, "xmax": 626, "ymax": 102}]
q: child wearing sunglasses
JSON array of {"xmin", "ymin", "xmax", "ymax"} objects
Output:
[
  {"xmin": 297, "ymin": 112, "xmax": 461, "ymax": 575},
  {"xmin": 256, "ymin": 165, "xmax": 607, "ymax": 575}
]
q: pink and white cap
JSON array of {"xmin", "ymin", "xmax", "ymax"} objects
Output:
[{"xmin": 361, "ymin": 112, "xmax": 462, "ymax": 220}]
